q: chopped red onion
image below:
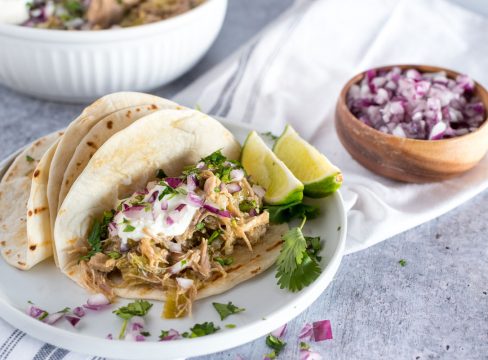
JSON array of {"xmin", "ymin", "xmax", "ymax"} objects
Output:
[
  {"xmin": 187, "ymin": 193, "xmax": 204, "ymax": 207},
  {"xmin": 252, "ymin": 185, "xmax": 266, "ymax": 199},
  {"xmin": 166, "ymin": 241, "xmax": 182, "ymax": 253},
  {"xmin": 230, "ymin": 169, "xmax": 245, "ymax": 182},
  {"xmin": 83, "ymin": 293, "xmax": 110, "ymax": 311},
  {"xmin": 166, "ymin": 216, "xmax": 174, "ymax": 226},
  {"xmin": 271, "ymin": 324, "xmax": 287, "ymax": 338},
  {"xmin": 108, "ymin": 222, "xmax": 117, "ymax": 237},
  {"xmin": 106, "ymin": 333, "xmax": 113, "ymax": 340},
  {"xmin": 166, "ymin": 177, "xmax": 183, "ymax": 188},
  {"xmin": 299, "ymin": 323, "xmax": 313, "ymax": 340},
  {"xmin": 65, "ymin": 315, "xmax": 81, "ymax": 327},
  {"xmin": 347, "ymin": 67, "xmax": 486, "ymax": 140},
  {"xmin": 147, "ymin": 191, "xmax": 159, "ymax": 203},
  {"xmin": 187, "ymin": 175, "xmax": 198, "ymax": 192},
  {"xmin": 130, "ymin": 316, "xmax": 145, "ymax": 331},
  {"xmin": 160, "ymin": 199, "xmax": 169, "ymax": 211},
  {"xmin": 27, "ymin": 305, "xmax": 46, "ymax": 319},
  {"xmin": 300, "ymin": 349, "xmax": 323, "ymax": 360},
  {"xmin": 125, "ymin": 333, "xmax": 146, "ymax": 342},
  {"xmin": 123, "ymin": 205, "xmax": 145, "ymax": 219},
  {"xmin": 175, "ymin": 204, "xmax": 187, "ymax": 212},
  {"xmin": 204, "ymin": 203, "xmax": 231, "ymax": 218},
  {"xmin": 176, "ymin": 277, "xmax": 194, "ymax": 290},
  {"xmin": 196, "ymin": 161, "xmax": 205, "ymax": 169},
  {"xmin": 249, "ymin": 208, "xmax": 258, "ymax": 217},
  {"xmin": 312, "ymin": 320, "xmax": 332, "ymax": 342},
  {"xmin": 73, "ymin": 307, "xmax": 85, "ymax": 318},
  {"xmin": 43, "ymin": 312, "xmax": 65, "ymax": 325},
  {"xmin": 160, "ymin": 329, "xmax": 180, "ymax": 341},
  {"xmin": 226, "ymin": 183, "xmax": 242, "ymax": 193}
]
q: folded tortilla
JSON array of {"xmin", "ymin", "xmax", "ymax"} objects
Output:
[
  {"xmin": 0, "ymin": 131, "xmax": 63, "ymax": 270},
  {"xmin": 54, "ymin": 108, "xmax": 286, "ymax": 300}
]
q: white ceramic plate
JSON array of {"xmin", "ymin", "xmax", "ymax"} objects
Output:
[{"xmin": 0, "ymin": 122, "xmax": 346, "ymax": 360}]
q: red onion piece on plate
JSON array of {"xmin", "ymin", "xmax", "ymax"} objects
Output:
[{"xmin": 312, "ymin": 320, "xmax": 332, "ymax": 341}]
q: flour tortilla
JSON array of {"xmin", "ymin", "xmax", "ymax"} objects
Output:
[
  {"xmin": 0, "ymin": 131, "xmax": 63, "ymax": 270},
  {"xmin": 48, "ymin": 92, "xmax": 179, "ymax": 236},
  {"xmin": 58, "ymin": 104, "xmax": 180, "ymax": 214},
  {"xmin": 55, "ymin": 108, "xmax": 284, "ymax": 299}
]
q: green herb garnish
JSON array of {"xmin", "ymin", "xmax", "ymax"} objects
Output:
[
  {"xmin": 208, "ymin": 229, "xmax": 222, "ymax": 244},
  {"xmin": 123, "ymin": 224, "xmax": 136, "ymax": 232},
  {"xmin": 264, "ymin": 351, "xmax": 277, "ymax": 359},
  {"xmin": 26, "ymin": 155, "xmax": 35, "ymax": 163},
  {"xmin": 159, "ymin": 330, "xmax": 169, "ymax": 339},
  {"xmin": 113, "ymin": 300, "xmax": 153, "ymax": 339},
  {"xmin": 239, "ymin": 199, "xmax": 257, "ymax": 213},
  {"xmin": 266, "ymin": 335, "xmax": 286, "ymax": 355},
  {"xmin": 107, "ymin": 251, "xmax": 122, "ymax": 259},
  {"xmin": 214, "ymin": 186, "xmax": 221, "ymax": 193},
  {"xmin": 214, "ymin": 257, "xmax": 233, "ymax": 266},
  {"xmin": 265, "ymin": 201, "xmax": 319, "ymax": 224},
  {"xmin": 181, "ymin": 322, "xmax": 220, "ymax": 338},
  {"xmin": 399, "ymin": 259, "xmax": 407, "ymax": 267},
  {"xmin": 225, "ymin": 324, "xmax": 236, "ymax": 329},
  {"xmin": 275, "ymin": 217, "xmax": 322, "ymax": 292},
  {"xmin": 196, "ymin": 222, "xmax": 205, "ymax": 231},
  {"xmin": 305, "ymin": 236, "xmax": 322, "ymax": 263},
  {"xmin": 140, "ymin": 331, "xmax": 151, "ymax": 337},
  {"xmin": 212, "ymin": 302, "xmax": 245, "ymax": 320},
  {"xmin": 300, "ymin": 341, "xmax": 310, "ymax": 350}
]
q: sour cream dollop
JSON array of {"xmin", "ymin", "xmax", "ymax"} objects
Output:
[
  {"xmin": 113, "ymin": 183, "xmax": 200, "ymax": 247},
  {"xmin": 0, "ymin": 0, "xmax": 29, "ymax": 24}
]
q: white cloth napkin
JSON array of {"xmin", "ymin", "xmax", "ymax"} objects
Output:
[
  {"xmin": 2, "ymin": 0, "xmax": 488, "ymax": 359},
  {"xmin": 175, "ymin": 0, "xmax": 488, "ymax": 255}
]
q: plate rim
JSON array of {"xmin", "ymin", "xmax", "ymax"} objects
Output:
[{"xmin": 0, "ymin": 121, "xmax": 347, "ymax": 359}]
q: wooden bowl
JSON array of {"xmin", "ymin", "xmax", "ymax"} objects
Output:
[{"xmin": 335, "ymin": 65, "xmax": 488, "ymax": 183}]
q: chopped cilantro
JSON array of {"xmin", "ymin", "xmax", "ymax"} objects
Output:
[
  {"xmin": 225, "ymin": 324, "xmax": 236, "ymax": 329},
  {"xmin": 266, "ymin": 335, "xmax": 286, "ymax": 355},
  {"xmin": 25, "ymin": 155, "xmax": 35, "ymax": 163},
  {"xmin": 113, "ymin": 300, "xmax": 153, "ymax": 339},
  {"xmin": 264, "ymin": 351, "xmax": 277, "ymax": 359},
  {"xmin": 140, "ymin": 331, "xmax": 151, "ymax": 337},
  {"xmin": 275, "ymin": 218, "xmax": 322, "ymax": 292},
  {"xmin": 181, "ymin": 322, "xmax": 220, "ymax": 338},
  {"xmin": 261, "ymin": 131, "xmax": 279, "ymax": 141},
  {"xmin": 159, "ymin": 330, "xmax": 169, "ymax": 339},
  {"xmin": 107, "ymin": 251, "xmax": 121, "ymax": 259},
  {"xmin": 399, "ymin": 259, "xmax": 407, "ymax": 267},
  {"xmin": 214, "ymin": 186, "xmax": 221, "ymax": 193},
  {"xmin": 305, "ymin": 236, "xmax": 322, "ymax": 263},
  {"xmin": 239, "ymin": 199, "xmax": 257, "ymax": 213},
  {"xmin": 300, "ymin": 341, "xmax": 310, "ymax": 350},
  {"xmin": 80, "ymin": 219, "xmax": 102, "ymax": 261},
  {"xmin": 208, "ymin": 229, "xmax": 222, "ymax": 244},
  {"xmin": 265, "ymin": 201, "xmax": 319, "ymax": 224},
  {"xmin": 214, "ymin": 257, "xmax": 233, "ymax": 266},
  {"xmin": 156, "ymin": 169, "xmax": 167, "ymax": 179},
  {"xmin": 196, "ymin": 222, "xmax": 205, "ymax": 231},
  {"xmin": 123, "ymin": 224, "xmax": 135, "ymax": 232},
  {"xmin": 212, "ymin": 302, "xmax": 245, "ymax": 320}
]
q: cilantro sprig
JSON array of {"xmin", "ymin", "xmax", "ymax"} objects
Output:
[
  {"xmin": 113, "ymin": 300, "xmax": 153, "ymax": 339},
  {"xmin": 265, "ymin": 334, "xmax": 286, "ymax": 355},
  {"xmin": 80, "ymin": 210, "xmax": 114, "ymax": 261},
  {"xmin": 181, "ymin": 322, "xmax": 220, "ymax": 338},
  {"xmin": 275, "ymin": 217, "xmax": 322, "ymax": 292},
  {"xmin": 265, "ymin": 201, "xmax": 319, "ymax": 224},
  {"xmin": 212, "ymin": 302, "xmax": 245, "ymax": 320}
]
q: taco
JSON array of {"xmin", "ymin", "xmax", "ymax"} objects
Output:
[
  {"xmin": 0, "ymin": 131, "xmax": 63, "ymax": 270},
  {"xmin": 54, "ymin": 108, "xmax": 287, "ymax": 318}
]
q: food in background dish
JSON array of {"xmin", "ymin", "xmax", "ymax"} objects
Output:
[
  {"xmin": 19, "ymin": 0, "xmax": 205, "ymax": 30},
  {"xmin": 347, "ymin": 67, "xmax": 486, "ymax": 140}
]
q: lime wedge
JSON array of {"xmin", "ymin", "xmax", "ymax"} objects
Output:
[
  {"xmin": 241, "ymin": 131, "xmax": 303, "ymax": 205},
  {"xmin": 273, "ymin": 125, "xmax": 342, "ymax": 198}
]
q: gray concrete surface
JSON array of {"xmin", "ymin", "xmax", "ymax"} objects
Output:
[{"xmin": 0, "ymin": 0, "xmax": 486, "ymax": 359}]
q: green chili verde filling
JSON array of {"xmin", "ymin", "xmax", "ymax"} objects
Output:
[{"xmin": 78, "ymin": 151, "xmax": 269, "ymax": 318}]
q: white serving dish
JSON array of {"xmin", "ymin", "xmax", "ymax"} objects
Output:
[
  {"xmin": 0, "ymin": 120, "xmax": 347, "ymax": 359},
  {"xmin": 0, "ymin": 0, "xmax": 227, "ymax": 103}
]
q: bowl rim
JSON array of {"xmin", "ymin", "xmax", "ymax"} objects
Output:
[
  {"xmin": 0, "ymin": 0, "xmax": 225, "ymax": 42},
  {"xmin": 338, "ymin": 64, "xmax": 488, "ymax": 144}
]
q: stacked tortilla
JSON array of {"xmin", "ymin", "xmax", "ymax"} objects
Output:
[{"xmin": 0, "ymin": 92, "xmax": 285, "ymax": 302}]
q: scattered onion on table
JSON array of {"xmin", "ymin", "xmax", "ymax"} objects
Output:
[{"xmin": 346, "ymin": 67, "xmax": 486, "ymax": 140}]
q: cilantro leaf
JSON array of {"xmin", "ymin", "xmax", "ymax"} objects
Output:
[
  {"xmin": 107, "ymin": 251, "xmax": 121, "ymax": 259},
  {"xmin": 300, "ymin": 341, "xmax": 310, "ymax": 350},
  {"xmin": 156, "ymin": 169, "xmax": 166, "ymax": 179},
  {"xmin": 305, "ymin": 236, "xmax": 322, "ymax": 263},
  {"xmin": 266, "ymin": 335, "xmax": 286, "ymax": 355},
  {"xmin": 196, "ymin": 222, "xmax": 205, "ymax": 231},
  {"xmin": 239, "ymin": 199, "xmax": 257, "ymax": 213},
  {"xmin": 26, "ymin": 155, "xmax": 35, "ymax": 163},
  {"xmin": 214, "ymin": 257, "xmax": 233, "ymax": 266},
  {"xmin": 208, "ymin": 229, "xmax": 221, "ymax": 244},
  {"xmin": 212, "ymin": 302, "xmax": 245, "ymax": 320},
  {"xmin": 225, "ymin": 324, "xmax": 236, "ymax": 329},
  {"xmin": 275, "ymin": 226, "xmax": 322, "ymax": 292},
  {"xmin": 113, "ymin": 300, "xmax": 153, "ymax": 339},
  {"xmin": 399, "ymin": 259, "xmax": 407, "ymax": 267},
  {"xmin": 182, "ymin": 322, "xmax": 220, "ymax": 338},
  {"xmin": 264, "ymin": 351, "xmax": 277, "ymax": 359},
  {"xmin": 123, "ymin": 224, "xmax": 136, "ymax": 232},
  {"xmin": 265, "ymin": 201, "xmax": 319, "ymax": 224}
]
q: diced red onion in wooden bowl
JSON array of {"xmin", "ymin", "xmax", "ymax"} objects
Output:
[{"xmin": 347, "ymin": 67, "xmax": 486, "ymax": 140}]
